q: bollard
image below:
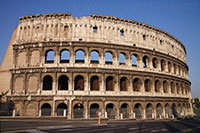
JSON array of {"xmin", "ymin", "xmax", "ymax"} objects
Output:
[
  {"xmin": 121, "ymin": 113, "xmax": 123, "ymax": 119},
  {"xmin": 39, "ymin": 109, "xmax": 41, "ymax": 117},
  {"xmin": 105, "ymin": 112, "xmax": 107, "ymax": 118},
  {"xmin": 12, "ymin": 109, "xmax": 15, "ymax": 117},
  {"xmin": 64, "ymin": 109, "xmax": 66, "ymax": 117}
]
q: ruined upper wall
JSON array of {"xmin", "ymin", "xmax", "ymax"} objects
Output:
[{"xmin": 15, "ymin": 13, "xmax": 186, "ymax": 63}]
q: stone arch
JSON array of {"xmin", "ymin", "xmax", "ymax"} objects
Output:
[
  {"xmin": 133, "ymin": 103, "xmax": 143, "ymax": 119},
  {"xmin": 45, "ymin": 49, "xmax": 55, "ymax": 63},
  {"xmin": 90, "ymin": 50, "xmax": 99, "ymax": 64},
  {"xmin": 133, "ymin": 78, "xmax": 142, "ymax": 92},
  {"xmin": 75, "ymin": 49, "xmax": 85, "ymax": 63},
  {"xmin": 106, "ymin": 76, "xmax": 114, "ymax": 91},
  {"xmin": 168, "ymin": 61, "xmax": 172, "ymax": 73},
  {"xmin": 90, "ymin": 76, "xmax": 99, "ymax": 91},
  {"xmin": 60, "ymin": 49, "xmax": 70, "ymax": 63},
  {"xmin": 106, "ymin": 103, "xmax": 115, "ymax": 119},
  {"xmin": 120, "ymin": 103, "xmax": 129, "ymax": 118},
  {"xmin": 176, "ymin": 83, "xmax": 180, "ymax": 94},
  {"xmin": 163, "ymin": 80, "xmax": 169, "ymax": 93},
  {"xmin": 41, "ymin": 103, "xmax": 51, "ymax": 116},
  {"xmin": 14, "ymin": 76, "xmax": 24, "ymax": 93},
  {"xmin": 144, "ymin": 79, "xmax": 152, "ymax": 92},
  {"xmin": 171, "ymin": 82, "xmax": 175, "ymax": 94},
  {"xmin": 146, "ymin": 103, "xmax": 153, "ymax": 118},
  {"xmin": 180, "ymin": 84, "xmax": 184, "ymax": 94},
  {"xmin": 143, "ymin": 56, "xmax": 149, "ymax": 68},
  {"xmin": 58, "ymin": 75, "xmax": 69, "ymax": 90},
  {"xmin": 73, "ymin": 103, "xmax": 84, "ymax": 118},
  {"xmin": 120, "ymin": 77, "xmax": 128, "ymax": 91},
  {"xmin": 183, "ymin": 103, "xmax": 186, "ymax": 116},
  {"xmin": 156, "ymin": 103, "xmax": 163, "ymax": 118},
  {"xmin": 119, "ymin": 52, "xmax": 126, "ymax": 65},
  {"xmin": 161, "ymin": 59, "xmax": 166, "ymax": 71},
  {"xmin": 105, "ymin": 51, "xmax": 113, "ymax": 64},
  {"xmin": 152, "ymin": 57, "xmax": 158, "ymax": 69},
  {"xmin": 173, "ymin": 63, "xmax": 177, "ymax": 74},
  {"xmin": 57, "ymin": 103, "xmax": 68, "ymax": 116},
  {"xmin": 27, "ymin": 75, "xmax": 38, "ymax": 93},
  {"xmin": 43, "ymin": 75, "xmax": 53, "ymax": 90},
  {"xmin": 155, "ymin": 80, "xmax": 161, "ymax": 93},
  {"xmin": 172, "ymin": 103, "xmax": 177, "ymax": 118},
  {"xmin": 17, "ymin": 52, "xmax": 26, "ymax": 66},
  {"xmin": 74, "ymin": 75, "xmax": 84, "ymax": 91},
  {"xmin": 30, "ymin": 50, "xmax": 40, "ymax": 65},
  {"xmin": 165, "ymin": 103, "xmax": 170, "ymax": 118},
  {"xmin": 90, "ymin": 103, "xmax": 99, "ymax": 118},
  {"xmin": 131, "ymin": 54, "xmax": 138, "ymax": 66}
]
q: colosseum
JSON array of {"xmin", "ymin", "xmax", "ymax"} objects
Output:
[{"xmin": 0, "ymin": 13, "xmax": 193, "ymax": 119}]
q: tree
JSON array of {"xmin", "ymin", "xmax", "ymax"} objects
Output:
[{"xmin": 194, "ymin": 98, "xmax": 200, "ymax": 109}]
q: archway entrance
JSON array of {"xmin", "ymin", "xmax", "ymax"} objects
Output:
[
  {"xmin": 73, "ymin": 103, "xmax": 84, "ymax": 118},
  {"xmin": 165, "ymin": 104, "xmax": 170, "ymax": 118},
  {"xmin": 41, "ymin": 103, "xmax": 51, "ymax": 116},
  {"xmin": 106, "ymin": 103, "xmax": 115, "ymax": 119},
  {"xmin": 146, "ymin": 103, "xmax": 153, "ymax": 119},
  {"xmin": 121, "ymin": 103, "xmax": 129, "ymax": 118},
  {"xmin": 90, "ymin": 103, "xmax": 99, "ymax": 118},
  {"xmin": 134, "ymin": 103, "xmax": 142, "ymax": 119},
  {"xmin": 156, "ymin": 103, "xmax": 162, "ymax": 119},
  {"xmin": 57, "ymin": 103, "xmax": 68, "ymax": 117}
]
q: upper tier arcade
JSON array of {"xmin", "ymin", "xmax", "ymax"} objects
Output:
[{"xmin": 15, "ymin": 13, "xmax": 187, "ymax": 63}]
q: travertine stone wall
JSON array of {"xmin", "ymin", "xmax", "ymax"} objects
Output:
[{"xmin": 0, "ymin": 13, "xmax": 193, "ymax": 119}]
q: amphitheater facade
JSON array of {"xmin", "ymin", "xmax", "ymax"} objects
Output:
[{"xmin": 0, "ymin": 13, "xmax": 193, "ymax": 119}]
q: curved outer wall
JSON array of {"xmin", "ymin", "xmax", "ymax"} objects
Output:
[{"xmin": 0, "ymin": 13, "xmax": 193, "ymax": 119}]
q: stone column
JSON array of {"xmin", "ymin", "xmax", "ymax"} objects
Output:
[
  {"xmin": 141, "ymin": 77, "xmax": 145, "ymax": 93},
  {"xmin": 68, "ymin": 99, "xmax": 72, "ymax": 119},
  {"xmin": 116, "ymin": 102, "xmax": 120, "ymax": 119},
  {"xmin": 127, "ymin": 52, "xmax": 132, "ymax": 67},
  {"xmin": 70, "ymin": 46, "xmax": 75, "ymax": 64},
  {"xmin": 38, "ymin": 72, "xmax": 42, "ymax": 94},
  {"xmin": 24, "ymin": 72, "xmax": 27, "ymax": 95},
  {"xmin": 84, "ymin": 100, "xmax": 89, "ymax": 119},
  {"xmin": 54, "ymin": 72, "xmax": 58, "ymax": 94},
  {"xmin": 52, "ymin": 99, "xmax": 56, "ymax": 116},
  {"xmin": 138, "ymin": 54, "xmax": 143, "ymax": 68},
  {"xmin": 85, "ymin": 73, "xmax": 89, "ymax": 94},
  {"xmin": 101, "ymin": 73, "xmax": 105, "ymax": 94},
  {"xmin": 85, "ymin": 47, "xmax": 89, "ymax": 65}
]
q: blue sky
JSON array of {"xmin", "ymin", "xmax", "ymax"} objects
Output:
[{"xmin": 0, "ymin": 0, "xmax": 199, "ymax": 98}]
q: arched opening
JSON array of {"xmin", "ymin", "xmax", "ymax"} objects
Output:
[
  {"xmin": 132, "ymin": 54, "xmax": 137, "ymax": 67},
  {"xmin": 146, "ymin": 103, "xmax": 153, "ymax": 119},
  {"xmin": 74, "ymin": 75, "xmax": 84, "ymax": 91},
  {"xmin": 156, "ymin": 103, "xmax": 163, "ymax": 118},
  {"xmin": 58, "ymin": 75, "xmax": 68, "ymax": 90},
  {"xmin": 145, "ymin": 79, "xmax": 151, "ymax": 92},
  {"xmin": 119, "ymin": 53, "xmax": 125, "ymax": 65},
  {"xmin": 106, "ymin": 76, "xmax": 114, "ymax": 91},
  {"xmin": 161, "ymin": 59, "xmax": 166, "ymax": 71},
  {"xmin": 172, "ymin": 103, "xmax": 177, "ymax": 118},
  {"xmin": 75, "ymin": 49, "xmax": 85, "ymax": 63},
  {"xmin": 43, "ymin": 75, "xmax": 52, "ymax": 90},
  {"xmin": 73, "ymin": 103, "xmax": 84, "ymax": 118},
  {"xmin": 57, "ymin": 103, "xmax": 68, "ymax": 116},
  {"xmin": 181, "ymin": 84, "xmax": 184, "ymax": 94},
  {"xmin": 105, "ymin": 51, "xmax": 113, "ymax": 64},
  {"xmin": 183, "ymin": 104, "xmax": 186, "ymax": 116},
  {"xmin": 90, "ymin": 76, "xmax": 99, "ymax": 91},
  {"xmin": 165, "ymin": 103, "xmax": 170, "ymax": 118},
  {"xmin": 168, "ymin": 61, "xmax": 172, "ymax": 73},
  {"xmin": 106, "ymin": 103, "xmax": 115, "ymax": 119},
  {"xmin": 133, "ymin": 78, "xmax": 142, "ymax": 92},
  {"xmin": 143, "ymin": 56, "xmax": 148, "ymax": 68},
  {"xmin": 163, "ymin": 81, "xmax": 169, "ymax": 93},
  {"xmin": 171, "ymin": 82, "xmax": 175, "ymax": 94},
  {"xmin": 60, "ymin": 49, "xmax": 70, "ymax": 63},
  {"xmin": 45, "ymin": 50, "xmax": 55, "ymax": 63},
  {"xmin": 90, "ymin": 50, "xmax": 99, "ymax": 64},
  {"xmin": 152, "ymin": 58, "xmax": 158, "ymax": 68},
  {"xmin": 176, "ymin": 83, "xmax": 180, "ymax": 94},
  {"xmin": 90, "ymin": 103, "xmax": 99, "ymax": 118},
  {"xmin": 121, "ymin": 103, "xmax": 129, "ymax": 118},
  {"xmin": 155, "ymin": 80, "xmax": 161, "ymax": 93},
  {"xmin": 120, "ymin": 77, "xmax": 128, "ymax": 91},
  {"xmin": 173, "ymin": 63, "xmax": 177, "ymax": 74},
  {"xmin": 41, "ymin": 103, "xmax": 51, "ymax": 116},
  {"xmin": 178, "ymin": 104, "xmax": 181, "ymax": 117},
  {"xmin": 134, "ymin": 103, "xmax": 142, "ymax": 119}
]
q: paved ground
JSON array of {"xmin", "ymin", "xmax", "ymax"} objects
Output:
[{"xmin": 1, "ymin": 118, "xmax": 200, "ymax": 133}]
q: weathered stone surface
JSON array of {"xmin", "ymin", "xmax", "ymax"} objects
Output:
[{"xmin": 0, "ymin": 13, "xmax": 193, "ymax": 119}]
